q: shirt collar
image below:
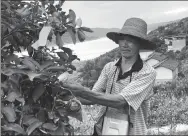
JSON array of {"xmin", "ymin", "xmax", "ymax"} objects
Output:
[{"xmin": 115, "ymin": 55, "xmax": 143, "ymax": 72}]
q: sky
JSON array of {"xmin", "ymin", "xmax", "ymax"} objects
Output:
[{"xmin": 62, "ymin": 1, "xmax": 188, "ymax": 28}]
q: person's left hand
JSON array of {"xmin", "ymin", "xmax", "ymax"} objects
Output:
[{"xmin": 61, "ymin": 82, "xmax": 85, "ymax": 96}]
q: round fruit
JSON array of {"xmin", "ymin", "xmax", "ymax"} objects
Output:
[{"xmin": 67, "ymin": 99, "xmax": 81, "ymax": 112}]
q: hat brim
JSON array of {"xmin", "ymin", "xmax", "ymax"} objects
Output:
[{"xmin": 106, "ymin": 32, "xmax": 156, "ymax": 50}]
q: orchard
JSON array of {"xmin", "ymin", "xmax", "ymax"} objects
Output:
[{"xmin": 1, "ymin": 0, "xmax": 93, "ymax": 135}]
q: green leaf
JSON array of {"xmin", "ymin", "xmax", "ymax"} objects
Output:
[
  {"xmin": 80, "ymin": 27, "xmax": 93, "ymax": 33},
  {"xmin": 2, "ymin": 123, "xmax": 26, "ymax": 135},
  {"xmin": 22, "ymin": 57, "xmax": 41, "ymax": 71},
  {"xmin": 4, "ymin": 54, "xmax": 20, "ymax": 64},
  {"xmin": 33, "ymin": 74, "xmax": 49, "ymax": 82},
  {"xmin": 68, "ymin": 9, "xmax": 76, "ymax": 23},
  {"xmin": 16, "ymin": 7, "xmax": 31, "ymax": 16},
  {"xmin": 60, "ymin": 47, "xmax": 72, "ymax": 57},
  {"xmin": 36, "ymin": 109, "xmax": 47, "ymax": 122},
  {"xmin": 22, "ymin": 58, "xmax": 36, "ymax": 71},
  {"xmin": 32, "ymin": 83, "xmax": 45, "ymax": 102},
  {"xmin": 69, "ymin": 64, "xmax": 76, "ymax": 71},
  {"xmin": 50, "ymin": 121, "xmax": 65, "ymax": 135},
  {"xmin": 57, "ymin": 52, "xmax": 69, "ymax": 61},
  {"xmin": 65, "ymin": 125, "xmax": 74, "ymax": 136},
  {"xmin": 1, "ymin": 73, "xmax": 8, "ymax": 83},
  {"xmin": 42, "ymin": 123, "xmax": 58, "ymax": 131},
  {"xmin": 5, "ymin": 91, "xmax": 21, "ymax": 102},
  {"xmin": 27, "ymin": 45, "xmax": 33, "ymax": 56},
  {"xmin": 26, "ymin": 121, "xmax": 43, "ymax": 135},
  {"xmin": 76, "ymin": 18, "xmax": 82, "ymax": 28},
  {"xmin": 40, "ymin": 60, "xmax": 54, "ymax": 70},
  {"xmin": 68, "ymin": 55, "xmax": 79, "ymax": 62},
  {"xmin": 2, "ymin": 107, "xmax": 16, "ymax": 122},
  {"xmin": 77, "ymin": 29, "xmax": 85, "ymax": 42},
  {"xmin": 39, "ymin": 26, "xmax": 52, "ymax": 47},
  {"xmin": 1, "ymin": 88, "xmax": 4, "ymax": 97},
  {"xmin": 56, "ymin": 33, "xmax": 64, "ymax": 47},
  {"xmin": 2, "ymin": 68, "xmax": 27, "ymax": 76},
  {"xmin": 1, "ymin": 1, "xmax": 11, "ymax": 10},
  {"xmin": 67, "ymin": 27, "xmax": 76, "ymax": 44},
  {"xmin": 46, "ymin": 66, "xmax": 67, "ymax": 72},
  {"xmin": 26, "ymin": 57, "xmax": 41, "ymax": 70},
  {"xmin": 16, "ymin": 97, "xmax": 25, "ymax": 105},
  {"xmin": 23, "ymin": 115, "xmax": 39, "ymax": 126}
]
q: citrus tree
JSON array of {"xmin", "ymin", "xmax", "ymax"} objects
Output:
[{"xmin": 1, "ymin": 0, "xmax": 93, "ymax": 135}]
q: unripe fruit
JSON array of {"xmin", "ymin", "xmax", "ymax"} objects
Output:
[{"xmin": 67, "ymin": 99, "xmax": 81, "ymax": 112}]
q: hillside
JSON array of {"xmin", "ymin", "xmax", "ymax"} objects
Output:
[
  {"xmin": 60, "ymin": 19, "xmax": 180, "ymax": 44},
  {"xmin": 148, "ymin": 17, "xmax": 188, "ymax": 39},
  {"xmin": 147, "ymin": 19, "xmax": 180, "ymax": 33}
]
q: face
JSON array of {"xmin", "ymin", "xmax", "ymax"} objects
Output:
[{"xmin": 118, "ymin": 35, "xmax": 140, "ymax": 59}]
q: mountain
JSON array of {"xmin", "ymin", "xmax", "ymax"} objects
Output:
[
  {"xmin": 60, "ymin": 19, "xmax": 182, "ymax": 45},
  {"xmin": 147, "ymin": 19, "xmax": 181, "ymax": 33},
  {"xmin": 148, "ymin": 17, "xmax": 188, "ymax": 39}
]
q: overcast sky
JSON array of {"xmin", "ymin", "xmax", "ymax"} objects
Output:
[{"xmin": 62, "ymin": 1, "xmax": 188, "ymax": 28}]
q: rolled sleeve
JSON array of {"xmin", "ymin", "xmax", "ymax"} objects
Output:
[
  {"xmin": 119, "ymin": 70, "xmax": 156, "ymax": 111},
  {"xmin": 92, "ymin": 63, "xmax": 109, "ymax": 93}
]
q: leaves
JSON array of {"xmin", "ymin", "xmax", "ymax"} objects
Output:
[
  {"xmin": 68, "ymin": 9, "xmax": 76, "ymax": 23},
  {"xmin": 1, "ymin": 68, "xmax": 27, "ymax": 76},
  {"xmin": 32, "ymin": 83, "xmax": 45, "ymax": 102},
  {"xmin": 2, "ymin": 123, "xmax": 26, "ymax": 134},
  {"xmin": 56, "ymin": 33, "xmax": 64, "ymax": 47},
  {"xmin": 42, "ymin": 123, "xmax": 58, "ymax": 131},
  {"xmin": 46, "ymin": 66, "xmax": 67, "ymax": 72},
  {"xmin": 76, "ymin": 18, "xmax": 82, "ymax": 28},
  {"xmin": 50, "ymin": 122, "xmax": 65, "ymax": 135},
  {"xmin": 5, "ymin": 91, "xmax": 21, "ymax": 102},
  {"xmin": 80, "ymin": 27, "xmax": 93, "ymax": 33},
  {"xmin": 57, "ymin": 52, "xmax": 69, "ymax": 61},
  {"xmin": 23, "ymin": 115, "xmax": 39, "ymax": 126},
  {"xmin": 1, "ymin": 1, "xmax": 91, "ymax": 135},
  {"xmin": 21, "ymin": 58, "xmax": 36, "ymax": 71},
  {"xmin": 37, "ymin": 109, "xmax": 47, "ymax": 122},
  {"xmin": 26, "ymin": 121, "xmax": 43, "ymax": 135},
  {"xmin": 4, "ymin": 54, "xmax": 20, "ymax": 64},
  {"xmin": 60, "ymin": 47, "xmax": 73, "ymax": 57},
  {"xmin": 69, "ymin": 64, "xmax": 76, "ymax": 71},
  {"xmin": 16, "ymin": 7, "xmax": 31, "ymax": 17},
  {"xmin": 39, "ymin": 26, "xmax": 52, "ymax": 47},
  {"xmin": 67, "ymin": 27, "xmax": 76, "ymax": 44},
  {"xmin": 2, "ymin": 107, "xmax": 16, "ymax": 122},
  {"xmin": 69, "ymin": 55, "xmax": 80, "ymax": 62},
  {"xmin": 40, "ymin": 60, "xmax": 54, "ymax": 70},
  {"xmin": 77, "ymin": 29, "xmax": 86, "ymax": 42}
]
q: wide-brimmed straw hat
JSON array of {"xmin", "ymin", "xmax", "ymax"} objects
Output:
[{"xmin": 106, "ymin": 17, "xmax": 156, "ymax": 50}]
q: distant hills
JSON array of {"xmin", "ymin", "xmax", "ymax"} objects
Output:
[
  {"xmin": 147, "ymin": 19, "xmax": 181, "ymax": 33},
  {"xmin": 61, "ymin": 19, "xmax": 182, "ymax": 44}
]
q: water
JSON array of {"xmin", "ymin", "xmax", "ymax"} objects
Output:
[{"xmin": 15, "ymin": 37, "xmax": 153, "ymax": 61}]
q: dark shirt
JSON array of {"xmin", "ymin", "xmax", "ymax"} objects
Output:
[{"xmin": 115, "ymin": 55, "xmax": 143, "ymax": 81}]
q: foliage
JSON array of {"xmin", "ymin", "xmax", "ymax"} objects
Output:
[
  {"xmin": 148, "ymin": 17, "xmax": 188, "ymax": 38},
  {"xmin": 148, "ymin": 81, "xmax": 188, "ymax": 128},
  {"xmin": 1, "ymin": 0, "xmax": 93, "ymax": 135},
  {"xmin": 78, "ymin": 48, "xmax": 120, "ymax": 88}
]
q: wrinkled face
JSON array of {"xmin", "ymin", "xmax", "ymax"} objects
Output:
[{"xmin": 118, "ymin": 35, "xmax": 140, "ymax": 59}]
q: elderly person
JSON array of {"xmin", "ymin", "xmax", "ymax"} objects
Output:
[{"xmin": 62, "ymin": 17, "xmax": 157, "ymax": 135}]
